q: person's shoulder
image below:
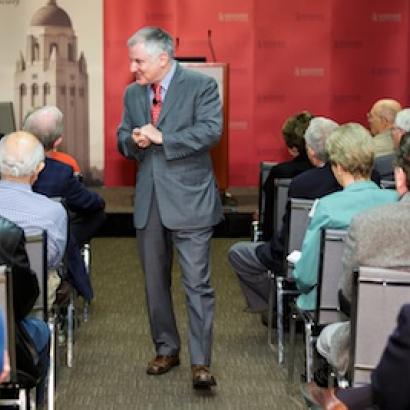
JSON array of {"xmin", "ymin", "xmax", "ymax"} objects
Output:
[
  {"xmin": 290, "ymin": 166, "xmax": 325, "ymax": 191},
  {"xmin": 124, "ymin": 81, "xmax": 144, "ymax": 97},
  {"xmin": 0, "ymin": 215, "xmax": 22, "ymax": 237},
  {"xmin": 351, "ymin": 199, "xmax": 403, "ymax": 229},
  {"xmin": 38, "ymin": 157, "xmax": 73, "ymax": 182},
  {"xmin": 46, "ymin": 157, "xmax": 71, "ymax": 170}
]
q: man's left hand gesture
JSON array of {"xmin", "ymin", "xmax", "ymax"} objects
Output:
[{"xmin": 140, "ymin": 124, "xmax": 163, "ymax": 145}]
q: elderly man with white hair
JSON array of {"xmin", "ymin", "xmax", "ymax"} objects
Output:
[
  {"xmin": 0, "ymin": 131, "xmax": 67, "ymax": 269},
  {"xmin": 374, "ymin": 107, "xmax": 410, "ymax": 180},
  {"xmin": 0, "ymin": 131, "xmax": 67, "ymax": 405}
]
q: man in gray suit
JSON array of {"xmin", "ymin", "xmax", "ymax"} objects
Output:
[{"xmin": 117, "ymin": 27, "xmax": 223, "ymax": 388}]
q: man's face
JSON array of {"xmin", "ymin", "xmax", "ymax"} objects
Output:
[
  {"xmin": 367, "ymin": 106, "xmax": 384, "ymax": 135},
  {"xmin": 128, "ymin": 42, "xmax": 165, "ymax": 85}
]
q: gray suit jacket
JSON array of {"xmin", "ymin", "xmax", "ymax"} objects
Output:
[
  {"xmin": 340, "ymin": 192, "xmax": 410, "ymax": 303},
  {"xmin": 117, "ymin": 63, "xmax": 223, "ymax": 229},
  {"xmin": 323, "ymin": 193, "xmax": 409, "ymax": 374}
]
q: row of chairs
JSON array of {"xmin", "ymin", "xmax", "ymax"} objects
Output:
[
  {"xmin": 0, "ymin": 231, "xmax": 92, "ymax": 409},
  {"xmin": 256, "ymin": 162, "xmax": 403, "ymax": 388}
]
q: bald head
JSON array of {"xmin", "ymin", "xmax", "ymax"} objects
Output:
[
  {"xmin": 368, "ymin": 98, "xmax": 402, "ymax": 135},
  {"xmin": 23, "ymin": 105, "xmax": 64, "ymax": 151},
  {"xmin": 0, "ymin": 131, "xmax": 45, "ymax": 179}
]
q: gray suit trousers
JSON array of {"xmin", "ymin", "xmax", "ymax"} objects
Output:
[{"xmin": 137, "ymin": 193, "xmax": 215, "ymax": 365}]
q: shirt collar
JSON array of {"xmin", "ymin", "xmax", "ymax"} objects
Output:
[
  {"xmin": 159, "ymin": 60, "xmax": 176, "ymax": 93},
  {"xmin": 0, "ymin": 180, "xmax": 32, "ymax": 192}
]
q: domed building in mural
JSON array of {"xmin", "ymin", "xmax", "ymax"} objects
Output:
[{"xmin": 14, "ymin": 0, "xmax": 90, "ymax": 177}]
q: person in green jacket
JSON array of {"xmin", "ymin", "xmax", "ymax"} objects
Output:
[{"xmin": 292, "ymin": 122, "xmax": 397, "ymax": 311}]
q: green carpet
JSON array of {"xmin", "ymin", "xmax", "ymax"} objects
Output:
[{"xmin": 55, "ymin": 238, "xmax": 305, "ymax": 410}]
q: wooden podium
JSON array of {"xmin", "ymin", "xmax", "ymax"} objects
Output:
[{"xmin": 180, "ymin": 63, "xmax": 229, "ymax": 191}]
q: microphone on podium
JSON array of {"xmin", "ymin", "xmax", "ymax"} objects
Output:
[{"xmin": 207, "ymin": 29, "xmax": 216, "ymax": 62}]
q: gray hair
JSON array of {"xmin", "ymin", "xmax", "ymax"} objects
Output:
[
  {"xmin": 326, "ymin": 123, "xmax": 374, "ymax": 178},
  {"xmin": 304, "ymin": 117, "xmax": 339, "ymax": 162},
  {"xmin": 0, "ymin": 131, "xmax": 45, "ymax": 177},
  {"xmin": 395, "ymin": 108, "xmax": 410, "ymax": 132},
  {"xmin": 127, "ymin": 26, "xmax": 174, "ymax": 58},
  {"xmin": 23, "ymin": 105, "xmax": 64, "ymax": 151}
]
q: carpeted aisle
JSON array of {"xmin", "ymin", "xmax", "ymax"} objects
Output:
[{"xmin": 55, "ymin": 237, "xmax": 304, "ymax": 409}]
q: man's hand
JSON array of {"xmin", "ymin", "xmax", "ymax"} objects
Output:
[
  {"xmin": 132, "ymin": 128, "xmax": 151, "ymax": 149},
  {"xmin": 140, "ymin": 124, "xmax": 163, "ymax": 145},
  {"xmin": 0, "ymin": 351, "xmax": 10, "ymax": 383}
]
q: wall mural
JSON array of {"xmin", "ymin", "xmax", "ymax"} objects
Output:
[{"xmin": 0, "ymin": 0, "xmax": 103, "ymax": 184}]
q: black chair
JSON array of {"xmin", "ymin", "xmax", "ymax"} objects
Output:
[
  {"xmin": 252, "ymin": 161, "xmax": 277, "ymax": 241},
  {"xmin": 267, "ymin": 198, "xmax": 313, "ymax": 364},
  {"xmin": 0, "ymin": 265, "xmax": 38, "ymax": 408},
  {"xmin": 25, "ymin": 232, "xmax": 56, "ymax": 409},
  {"xmin": 287, "ymin": 229, "xmax": 347, "ymax": 382},
  {"xmin": 350, "ymin": 266, "xmax": 410, "ymax": 386}
]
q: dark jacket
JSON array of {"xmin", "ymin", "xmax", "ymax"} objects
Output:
[
  {"xmin": 33, "ymin": 157, "xmax": 105, "ymax": 213},
  {"xmin": 262, "ymin": 152, "xmax": 313, "ymax": 239},
  {"xmin": 0, "ymin": 216, "xmax": 39, "ymax": 321},
  {"xmin": 33, "ymin": 157, "xmax": 103, "ymax": 300},
  {"xmin": 372, "ymin": 304, "xmax": 410, "ymax": 409}
]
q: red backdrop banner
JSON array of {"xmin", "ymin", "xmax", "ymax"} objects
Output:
[{"xmin": 104, "ymin": 0, "xmax": 410, "ymax": 187}]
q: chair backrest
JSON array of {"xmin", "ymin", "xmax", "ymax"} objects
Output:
[
  {"xmin": 380, "ymin": 179, "xmax": 396, "ymax": 189},
  {"xmin": 350, "ymin": 266, "xmax": 410, "ymax": 386},
  {"xmin": 25, "ymin": 231, "xmax": 48, "ymax": 321},
  {"xmin": 316, "ymin": 229, "xmax": 347, "ymax": 324},
  {"xmin": 0, "ymin": 265, "xmax": 16, "ymax": 383},
  {"xmin": 273, "ymin": 178, "xmax": 292, "ymax": 233},
  {"xmin": 285, "ymin": 198, "xmax": 314, "ymax": 275},
  {"xmin": 257, "ymin": 161, "xmax": 277, "ymax": 227}
]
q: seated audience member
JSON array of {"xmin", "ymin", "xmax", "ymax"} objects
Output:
[
  {"xmin": 303, "ymin": 303, "xmax": 410, "ymax": 410},
  {"xmin": 292, "ymin": 123, "xmax": 397, "ymax": 311},
  {"xmin": 367, "ymin": 98, "xmax": 401, "ymax": 157},
  {"xmin": 374, "ymin": 107, "xmax": 410, "ymax": 180},
  {"xmin": 23, "ymin": 108, "xmax": 81, "ymax": 175},
  {"xmin": 262, "ymin": 111, "xmax": 314, "ymax": 239},
  {"xmin": 23, "ymin": 106, "xmax": 106, "ymax": 300},
  {"xmin": 0, "ymin": 214, "xmax": 49, "ymax": 404},
  {"xmin": 23, "ymin": 106, "xmax": 106, "ymax": 247},
  {"xmin": 0, "ymin": 131, "xmax": 67, "ymax": 302},
  {"xmin": 315, "ymin": 132, "xmax": 410, "ymax": 381},
  {"xmin": 228, "ymin": 117, "xmax": 339, "ymax": 315}
]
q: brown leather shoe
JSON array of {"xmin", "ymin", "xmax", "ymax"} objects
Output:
[
  {"xmin": 191, "ymin": 365, "xmax": 217, "ymax": 389},
  {"xmin": 146, "ymin": 355, "xmax": 180, "ymax": 375},
  {"xmin": 301, "ymin": 382, "xmax": 347, "ymax": 410}
]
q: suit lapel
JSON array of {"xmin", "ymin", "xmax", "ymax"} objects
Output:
[{"xmin": 156, "ymin": 64, "xmax": 184, "ymax": 127}]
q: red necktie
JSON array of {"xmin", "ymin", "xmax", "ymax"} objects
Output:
[{"xmin": 151, "ymin": 83, "xmax": 162, "ymax": 125}]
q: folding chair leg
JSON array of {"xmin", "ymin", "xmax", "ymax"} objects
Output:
[
  {"xmin": 267, "ymin": 271, "xmax": 275, "ymax": 349},
  {"xmin": 288, "ymin": 308, "xmax": 298, "ymax": 381},
  {"xmin": 305, "ymin": 323, "xmax": 314, "ymax": 382},
  {"xmin": 83, "ymin": 300, "xmax": 90, "ymax": 323},
  {"xmin": 21, "ymin": 389, "xmax": 28, "ymax": 410},
  {"xmin": 276, "ymin": 277, "xmax": 285, "ymax": 365},
  {"xmin": 48, "ymin": 318, "xmax": 56, "ymax": 410},
  {"xmin": 66, "ymin": 294, "xmax": 75, "ymax": 368}
]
